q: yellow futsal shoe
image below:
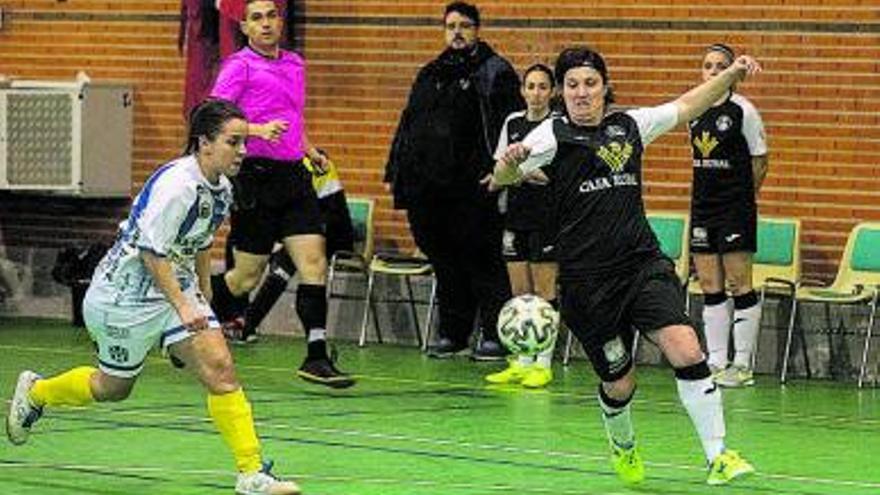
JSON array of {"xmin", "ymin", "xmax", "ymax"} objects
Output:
[
  {"xmin": 610, "ymin": 443, "xmax": 645, "ymax": 485},
  {"xmin": 707, "ymin": 450, "xmax": 754, "ymax": 485},
  {"xmin": 484, "ymin": 359, "xmax": 529, "ymax": 384},
  {"xmin": 521, "ymin": 365, "xmax": 553, "ymax": 388}
]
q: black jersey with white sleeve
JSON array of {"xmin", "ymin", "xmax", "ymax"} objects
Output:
[{"xmin": 517, "ymin": 103, "xmax": 678, "ymax": 281}]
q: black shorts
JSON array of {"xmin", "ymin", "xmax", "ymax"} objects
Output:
[
  {"xmin": 560, "ymin": 257, "xmax": 692, "ymax": 382},
  {"xmin": 689, "ymin": 211, "xmax": 757, "ymax": 254},
  {"xmin": 502, "ymin": 229, "xmax": 555, "ymax": 263},
  {"xmin": 229, "ymin": 157, "xmax": 324, "ymax": 255}
]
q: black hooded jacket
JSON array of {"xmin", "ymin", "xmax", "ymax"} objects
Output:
[{"xmin": 384, "ymin": 41, "xmax": 524, "ymax": 209}]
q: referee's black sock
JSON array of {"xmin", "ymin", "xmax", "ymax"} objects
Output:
[
  {"xmin": 245, "ymin": 252, "xmax": 296, "ymax": 334},
  {"xmin": 297, "ymin": 283, "xmax": 328, "ymax": 360},
  {"xmin": 210, "ymin": 273, "xmax": 247, "ymax": 321}
]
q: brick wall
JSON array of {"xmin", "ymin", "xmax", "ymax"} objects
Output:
[{"xmin": 1, "ymin": 0, "xmax": 877, "ymax": 281}]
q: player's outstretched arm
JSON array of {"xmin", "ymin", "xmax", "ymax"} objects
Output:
[{"xmin": 673, "ymin": 55, "xmax": 762, "ymax": 124}]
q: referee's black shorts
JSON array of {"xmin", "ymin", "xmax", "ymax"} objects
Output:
[
  {"xmin": 229, "ymin": 156, "xmax": 324, "ymax": 256},
  {"xmin": 560, "ymin": 257, "xmax": 692, "ymax": 382}
]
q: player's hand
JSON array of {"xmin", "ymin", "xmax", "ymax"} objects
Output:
[
  {"xmin": 306, "ymin": 147, "xmax": 330, "ymax": 174},
  {"xmin": 176, "ymin": 301, "xmax": 209, "ymax": 333},
  {"xmin": 258, "ymin": 119, "xmax": 289, "ymax": 143},
  {"xmin": 498, "ymin": 142, "xmax": 531, "ymax": 169},
  {"xmin": 731, "ymin": 55, "xmax": 761, "ymax": 81},
  {"xmin": 479, "ymin": 173, "xmax": 502, "ymax": 192},
  {"xmin": 522, "ymin": 169, "xmax": 549, "ymax": 185}
]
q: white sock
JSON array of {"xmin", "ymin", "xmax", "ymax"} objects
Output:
[
  {"xmin": 308, "ymin": 328, "xmax": 327, "ymax": 342},
  {"xmin": 516, "ymin": 354, "xmax": 535, "ymax": 366},
  {"xmin": 676, "ymin": 372, "xmax": 726, "ymax": 462},
  {"xmin": 535, "ymin": 348, "xmax": 553, "ymax": 369},
  {"xmin": 598, "ymin": 387, "xmax": 635, "ymax": 449},
  {"xmin": 703, "ymin": 296, "xmax": 731, "ymax": 369},
  {"xmin": 733, "ymin": 299, "xmax": 762, "ymax": 369}
]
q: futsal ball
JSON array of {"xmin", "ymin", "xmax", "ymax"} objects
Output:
[{"xmin": 497, "ymin": 294, "xmax": 559, "ymax": 355}]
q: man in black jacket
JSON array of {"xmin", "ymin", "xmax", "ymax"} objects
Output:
[{"xmin": 385, "ymin": 2, "xmax": 522, "ymax": 360}]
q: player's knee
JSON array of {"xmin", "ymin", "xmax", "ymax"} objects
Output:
[
  {"xmin": 94, "ymin": 380, "xmax": 134, "ymax": 402},
  {"xmin": 228, "ymin": 269, "xmax": 261, "ymax": 293},
  {"xmin": 726, "ymin": 274, "xmax": 752, "ymax": 295},
  {"xmin": 602, "ymin": 374, "xmax": 636, "ymax": 402},
  {"xmin": 200, "ymin": 356, "xmax": 240, "ymax": 394},
  {"xmin": 297, "ymin": 253, "xmax": 327, "ymax": 281}
]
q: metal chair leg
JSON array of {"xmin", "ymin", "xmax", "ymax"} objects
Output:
[
  {"xmin": 780, "ymin": 298, "xmax": 799, "ymax": 384},
  {"xmin": 404, "ymin": 275, "xmax": 422, "ymax": 347},
  {"xmin": 358, "ymin": 270, "xmax": 376, "ymax": 347},
  {"xmin": 858, "ymin": 291, "xmax": 878, "ymax": 388},
  {"xmin": 753, "ymin": 285, "xmax": 767, "ymax": 371},
  {"xmin": 563, "ymin": 328, "xmax": 574, "ymax": 366},
  {"xmin": 423, "ymin": 276, "xmax": 437, "ymax": 352}
]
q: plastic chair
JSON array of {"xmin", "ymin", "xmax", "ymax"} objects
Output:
[
  {"xmin": 358, "ymin": 249, "xmax": 436, "ymax": 349},
  {"xmin": 562, "ymin": 211, "xmax": 690, "ymax": 365},
  {"xmin": 751, "ymin": 216, "xmax": 802, "ymax": 373},
  {"xmin": 782, "ymin": 222, "xmax": 880, "ymax": 387},
  {"xmin": 326, "ymin": 197, "xmax": 374, "ymax": 335}
]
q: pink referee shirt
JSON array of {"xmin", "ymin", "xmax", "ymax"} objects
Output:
[{"xmin": 211, "ymin": 46, "xmax": 306, "ymax": 161}]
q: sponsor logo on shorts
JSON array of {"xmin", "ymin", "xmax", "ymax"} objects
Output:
[
  {"xmin": 603, "ymin": 337, "xmax": 629, "ymax": 375},
  {"xmin": 502, "ymin": 230, "xmax": 517, "ymax": 256},
  {"xmin": 105, "ymin": 326, "xmax": 130, "ymax": 340},
  {"xmin": 724, "ymin": 233, "xmax": 742, "ymax": 243},
  {"xmin": 692, "ymin": 227, "xmax": 709, "ymax": 247},
  {"xmin": 108, "ymin": 345, "xmax": 130, "ymax": 364}
]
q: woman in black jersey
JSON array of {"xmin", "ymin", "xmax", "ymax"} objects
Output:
[
  {"xmin": 689, "ymin": 44, "xmax": 768, "ymax": 388},
  {"xmin": 485, "ymin": 64, "xmax": 558, "ymax": 388},
  {"xmin": 489, "ymin": 47, "xmax": 761, "ymax": 487}
]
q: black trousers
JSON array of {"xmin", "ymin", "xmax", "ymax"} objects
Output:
[{"xmin": 407, "ymin": 194, "xmax": 512, "ymax": 345}]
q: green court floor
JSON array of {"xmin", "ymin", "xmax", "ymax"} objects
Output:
[{"xmin": 1, "ymin": 318, "xmax": 877, "ymax": 494}]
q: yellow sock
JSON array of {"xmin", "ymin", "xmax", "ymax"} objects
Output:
[
  {"xmin": 207, "ymin": 388, "xmax": 262, "ymax": 473},
  {"xmin": 29, "ymin": 366, "xmax": 96, "ymax": 408}
]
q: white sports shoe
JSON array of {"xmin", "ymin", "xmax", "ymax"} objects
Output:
[
  {"xmin": 6, "ymin": 370, "xmax": 43, "ymax": 445},
  {"xmin": 235, "ymin": 461, "xmax": 301, "ymax": 495}
]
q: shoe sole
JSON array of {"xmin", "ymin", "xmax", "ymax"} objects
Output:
[
  {"xmin": 6, "ymin": 371, "xmax": 37, "ymax": 446},
  {"xmin": 427, "ymin": 349, "xmax": 471, "ymax": 359},
  {"xmin": 296, "ymin": 370, "xmax": 356, "ymax": 389},
  {"xmin": 707, "ymin": 466, "xmax": 754, "ymax": 485},
  {"xmin": 471, "ymin": 355, "xmax": 507, "ymax": 362}
]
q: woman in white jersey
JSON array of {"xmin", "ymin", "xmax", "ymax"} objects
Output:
[
  {"xmin": 6, "ymin": 99, "xmax": 301, "ymax": 495},
  {"xmin": 485, "ymin": 63, "xmax": 559, "ymax": 388},
  {"xmin": 688, "ymin": 44, "xmax": 768, "ymax": 388}
]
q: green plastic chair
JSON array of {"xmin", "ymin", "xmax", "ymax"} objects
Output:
[
  {"xmin": 782, "ymin": 222, "xmax": 880, "ymax": 387},
  {"xmin": 647, "ymin": 211, "xmax": 691, "ymax": 285}
]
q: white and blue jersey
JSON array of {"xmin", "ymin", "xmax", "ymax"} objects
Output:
[
  {"xmin": 92, "ymin": 155, "xmax": 232, "ymax": 299},
  {"xmin": 84, "ymin": 155, "xmax": 233, "ymax": 378}
]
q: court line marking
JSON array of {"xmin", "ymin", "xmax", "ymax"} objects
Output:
[
  {"xmin": 20, "ymin": 405, "xmax": 879, "ymax": 491},
  {"xmin": 0, "ymin": 460, "xmax": 634, "ymax": 495},
  {"xmin": 1, "ymin": 342, "xmax": 875, "ymax": 428}
]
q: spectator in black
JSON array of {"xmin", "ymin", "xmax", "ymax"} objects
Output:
[{"xmin": 385, "ymin": 2, "xmax": 523, "ymax": 360}]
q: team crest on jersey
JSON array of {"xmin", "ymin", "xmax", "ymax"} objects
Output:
[
  {"xmin": 605, "ymin": 125, "xmax": 626, "ymax": 138},
  {"xmin": 693, "ymin": 131, "xmax": 719, "ymax": 158},
  {"xmin": 199, "ymin": 199, "xmax": 211, "ymax": 219},
  {"xmin": 715, "ymin": 114, "xmax": 733, "ymax": 132},
  {"xmin": 596, "ymin": 141, "xmax": 633, "ymax": 173}
]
